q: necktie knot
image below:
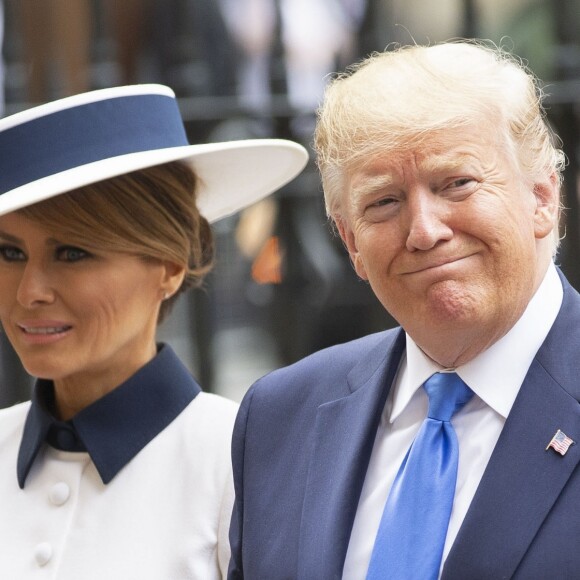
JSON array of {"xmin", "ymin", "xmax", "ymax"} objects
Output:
[{"xmin": 424, "ymin": 372, "xmax": 473, "ymax": 422}]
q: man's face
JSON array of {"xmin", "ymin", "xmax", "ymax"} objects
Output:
[{"xmin": 337, "ymin": 126, "xmax": 558, "ymax": 366}]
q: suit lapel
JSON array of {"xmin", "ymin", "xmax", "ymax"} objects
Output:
[
  {"xmin": 443, "ymin": 360, "xmax": 580, "ymax": 578},
  {"xmin": 443, "ymin": 274, "xmax": 580, "ymax": 579},
  {"xmin": 297, "ymin": 330, "xmax": 406, "ymax": 579}
]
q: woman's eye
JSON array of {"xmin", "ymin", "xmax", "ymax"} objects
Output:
[
  {"xmin": 56, "ymin": 247, "xmax": 90, "ymax": 262},
  {"xmin": 0, "ymin": 245, "xmax": 26, "ymax": 261}
]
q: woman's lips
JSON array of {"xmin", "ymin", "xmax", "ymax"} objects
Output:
[{"xmin": 17, "ymin": 322, "xmax": 73, "ymax": 344}]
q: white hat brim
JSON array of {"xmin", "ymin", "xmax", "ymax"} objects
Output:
[{"xmin": 0, "ymin": 139, "xmax": 308, "ymax": 222}]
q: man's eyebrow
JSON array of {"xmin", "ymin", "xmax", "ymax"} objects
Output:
[
  {"xmin": 421, "ymin": 153, "xmax": 479, "ymax": 174},
  {"xmin": 351, "ymin": 174, "xmax": 396, "ymax": 199}
]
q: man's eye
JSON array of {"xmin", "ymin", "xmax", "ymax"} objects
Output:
[
  {"xmin": 364, "ymin": 197, "xmax": 400, "ymax": 222},
  {"xmin": 0, "ymin": 245, "xmax": 26, "ymax": 261},
  {"xmin": 372, "ymin": 197, "xmax": 398, "ymax": 207},
  {"xmin": 441, "ymin": 178, "xmax": 478, "ymax": 201},
  {"xmin": 448, "ymin": 178, "xmax": 474, "ymax": 188},
  {"xmin": 56, "ymin": 247, "xmax": 90, "ymax": 262}
]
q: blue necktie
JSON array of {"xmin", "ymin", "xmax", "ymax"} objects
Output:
[{"xmin": 366, "ymin": 372, "xmax": 473, "ymax": 580}]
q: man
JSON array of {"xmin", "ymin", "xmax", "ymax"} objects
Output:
[{"xmin": 228, "ymin": 41, "xmax": 579, "ymax": 579}]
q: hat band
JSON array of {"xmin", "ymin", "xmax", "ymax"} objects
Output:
[{"xmin": 0, "ymin": 94, "xmax": 189, "ymax": 195}]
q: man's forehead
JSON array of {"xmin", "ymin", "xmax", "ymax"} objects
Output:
[
  {"xmin": 352, "ymin": 142, "xmax": 486, "ymax": 179},
  {"xmin": 340, "ymin": 125, "xmax": 507, "ymax": 209}
]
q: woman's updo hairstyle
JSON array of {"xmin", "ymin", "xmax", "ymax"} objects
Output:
[{"xmin": 20, "ymin": 161, "xmax": 214, "ymax": 323}]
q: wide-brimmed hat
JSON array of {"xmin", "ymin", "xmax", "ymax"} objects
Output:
[{"xmin": 0, "ymin": 85, "xmax": 308, "ymax": 222}]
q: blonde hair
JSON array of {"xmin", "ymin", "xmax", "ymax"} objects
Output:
[
  {"xmin": 315, "ymin": 40, "xmax": 565, "ymax": 231},
  {"xmin": 20, "ymin": 161, "xmax": 213, "ymax": 322}
]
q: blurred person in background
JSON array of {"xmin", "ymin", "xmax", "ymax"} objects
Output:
[
  {"xmin": 228, "ymin": 41, "xmax": 579, "ymax": 579},
  {"xmin": 103, "ymin": 0, "xmax": 238, "ymax": 96},
  {"xmin": 18, "ymin": 0, "xmax": 91, "ymax": 101},
  {"xmin": 0, "ymin": 84, "xmax": 306, "ymax": 578},
  {"xmin": 220, "ymin": 0, "xmax": 367, "ymax": 125},
  {"xmin": 103, "ymin": 0, "xmax": 149, "ymax": 85}
]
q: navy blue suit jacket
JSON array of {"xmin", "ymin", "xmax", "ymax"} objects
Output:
[{"xmin": 229, "ymin": 271, "xmax": 580, "ymax": 579}]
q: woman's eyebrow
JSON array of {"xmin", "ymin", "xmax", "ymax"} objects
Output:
[
  {"xmin": 0, "ymin": 230, "xmax": 64, "ymax": 247},
  {"xmin": 0, "ymin": 229, "xmax": 22, "ymax": 243}
]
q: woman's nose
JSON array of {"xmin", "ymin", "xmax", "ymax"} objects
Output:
[{"xmin": 16, "ymin": 263, "xmax": 56, "ymax": 308}]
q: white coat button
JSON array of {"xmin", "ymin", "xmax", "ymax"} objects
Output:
[
  {"xmin": 49, "ymin": 482, "xmax": 70, "ymax": 506},
  {"xmin": 34, "ymin": 542, "xmax": 53, "ymax": 566}
]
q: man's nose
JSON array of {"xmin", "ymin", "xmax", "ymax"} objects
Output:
[
  {"xmin": 16, "ymin": 263, "xmax": 56, "ymax": 308},
  {"xmin": 405, "ymin": 191, "xmax": 453, "ymax": 252}
]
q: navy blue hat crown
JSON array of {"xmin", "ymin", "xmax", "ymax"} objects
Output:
[{"xmin": 0, "ymin": 85, "xmax": 308, "ymax": 221}]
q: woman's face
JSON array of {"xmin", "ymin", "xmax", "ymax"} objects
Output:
[{"xmin": 0, "ymin": 212, "xmax": 183, "ymax": 406}]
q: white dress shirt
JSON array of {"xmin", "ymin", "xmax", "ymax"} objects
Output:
[{"xmin": 342, "ymin": 263, "xmax": 563, "ymax": 579}]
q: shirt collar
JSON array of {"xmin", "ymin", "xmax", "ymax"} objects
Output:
[
  {"xmin": 391, "ymin": 262, "xmax": 563, "ymax": 422},
  {"xmin": 17, "ymin": 344, "xmax": 200, "ymax": 488}
]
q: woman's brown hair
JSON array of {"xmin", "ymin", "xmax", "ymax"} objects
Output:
[{"xmin": 20, "ymin": 161, "xmax": 214, "ymax": 322}]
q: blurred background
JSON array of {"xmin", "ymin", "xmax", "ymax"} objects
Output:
[{"xmin": 0, "ymin": 0, "xmax": 579, "ymax": 407}]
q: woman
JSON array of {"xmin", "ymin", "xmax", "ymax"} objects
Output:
[{"xmin": 0, "ymin": 85, "xmax": 307, "ymax": 578}]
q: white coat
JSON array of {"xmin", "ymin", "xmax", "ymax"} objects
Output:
[{"xmin": 0, "ymin": 390, "xmax": 237, "ymax": 579}]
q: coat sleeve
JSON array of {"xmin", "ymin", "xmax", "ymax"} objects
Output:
[
  {"xmin": 218, "ymin": 459, "xmax": 236, "ymax": 578},
  {"xmin": 227, "ymin": 386, "xmax": 256, "ymax": 579}
]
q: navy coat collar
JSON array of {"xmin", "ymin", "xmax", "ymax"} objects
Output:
[{"xmin": 17, "ymin": 344, "xmax": 200, "ymax": 488}]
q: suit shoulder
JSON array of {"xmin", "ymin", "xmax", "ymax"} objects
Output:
[
  {"xmin": 290, "ymin": 329, "xmax": 399, "ymax": 369},
  {"xmin": 248, "ymin": 328, "xmax": 401, "ymax": 401}
]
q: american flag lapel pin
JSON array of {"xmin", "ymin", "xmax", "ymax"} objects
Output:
[{"xmin": 545, "ymin": 429, "xmax": 575, "ymax": 456}]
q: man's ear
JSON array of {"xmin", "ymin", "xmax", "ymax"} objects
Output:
[
  {"xmin": 533, "ymin": 172, "xmax": 559, "ymax": 240},
  {"xmin": 160, "ymin": 261, "xmax": 186, "ymax": 299},
  {"xmin": 335, "ymin": 217, "xmax": 369, "ymax": 281}
]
